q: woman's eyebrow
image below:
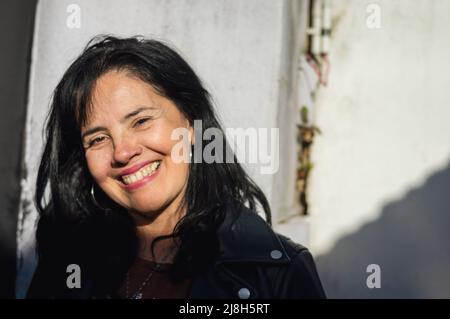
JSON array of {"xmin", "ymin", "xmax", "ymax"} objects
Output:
[{"xmin": 121, "ymin": 106, "xmax": 157, "ymax": 123}]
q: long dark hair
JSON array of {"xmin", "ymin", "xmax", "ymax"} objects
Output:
[{"xmin": 34, "ymin": 35, "xmax": 271, "ymax": 297}]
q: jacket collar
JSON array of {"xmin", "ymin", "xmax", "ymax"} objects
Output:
[
  {"xmin": 215, "ymin": 202, "xmax": 291, "ymax": 265},
  {"xmin": 188, "ymin": 202, "xmax": 291, "ymax": 299}
]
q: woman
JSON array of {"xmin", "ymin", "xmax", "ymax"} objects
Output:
[{"xmin": 27, "ymin": 36, "xmax": 326, "ymax": 299}]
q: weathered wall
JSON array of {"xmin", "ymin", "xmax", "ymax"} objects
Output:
[
  {"xmin": 310, "ymin": 0, "xmax": 450, "ymax": 298},
  {"xmin": 0, "ymin": 0, "xmax": 36, "ymax": 298}
]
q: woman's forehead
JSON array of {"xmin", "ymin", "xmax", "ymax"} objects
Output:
[
  {"xmin": 92, "ymin": 71, "xmax": 157, "ymax": 106},
  {"xmin": 84, "ymin": 71, "xmax": 163, "ymax": 124}
]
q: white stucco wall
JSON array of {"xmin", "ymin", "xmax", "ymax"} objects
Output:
[
  {"xmin": 17, "ymin": 0, "xmax": 308, "ymax": 297},
  {"xmin": 309, "ymin": 0, "xmax": 450, "ymax": 298}
]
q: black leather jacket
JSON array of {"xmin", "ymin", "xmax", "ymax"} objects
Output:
[
  {"xmin": 188, "ymin": 206, "xmax": 326, "ymax": 299},
  {"xmin": 27, "ymin": 204, "xmax": 326, "ymax": 299}
]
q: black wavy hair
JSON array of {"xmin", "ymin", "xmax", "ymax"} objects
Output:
[{"xmin": 32, "ymin": 35, "xmax": 271, "ymax": 297}]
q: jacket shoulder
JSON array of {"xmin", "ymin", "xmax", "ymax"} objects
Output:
[
  {"xmin": 217, "ymin": 204, "xmax": 326, "ymax": 298},
  {"xmin": 276, "ymin": 235, "xmax": 327, "ymax": 298}
]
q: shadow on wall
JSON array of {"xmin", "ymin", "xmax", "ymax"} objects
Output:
[{"xmin": 316, "ymin": 160, "xmax": 450, "ymax": 298}]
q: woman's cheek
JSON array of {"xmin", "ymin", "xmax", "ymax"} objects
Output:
[
  {"xmin": 85, "ymin": 151, "xmax": 110, "ymax": 182},
  {"xmin": 141, "ymin": 131, "xmax": 173, "ymax": 155}
]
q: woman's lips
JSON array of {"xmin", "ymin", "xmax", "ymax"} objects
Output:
[
  {"xmin": 119, "ymin": 160, "xmax": 153, "ymax": 176},
  {"xmin": 120, "ymin": 161, "xmax": 161, "ymax": 191}
]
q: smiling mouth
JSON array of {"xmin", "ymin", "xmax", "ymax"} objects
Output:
[{"xmin": 121, "ymin": 161, "xmax": 161, "ymax": 185}]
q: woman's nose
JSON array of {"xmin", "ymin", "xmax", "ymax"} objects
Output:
[{"xmin": 112, "ymin": 137, "xmax": 143, "ymax": 165}]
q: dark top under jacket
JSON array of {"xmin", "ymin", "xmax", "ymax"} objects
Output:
[{"xmin": 27, "ymin": 203, "xmax": 326, "ymax": 299}]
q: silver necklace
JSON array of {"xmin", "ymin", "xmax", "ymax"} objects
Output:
[
  {"xmin": 125, "ymin": 263, "xmax": 161, "ymax": 299},
  {"xmin": 125, "ymin": 251, "xmax": 173, "ymax": 299}
]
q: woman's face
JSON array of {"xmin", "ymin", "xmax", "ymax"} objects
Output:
[{"xmin": 81, "ymin": 70, "xmax": 192, "ymax": 216}]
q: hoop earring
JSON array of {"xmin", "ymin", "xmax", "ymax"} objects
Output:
[
  {"xmin": 190, "ymin": 141, "xmax": 198, "ymax": 164},
  {"xmin": 90, "ymin": 184, "xmax": 109, "ymax": 211}
]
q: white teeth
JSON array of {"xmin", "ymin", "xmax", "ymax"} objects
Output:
[{"xmin": 121, "ymin": 161, "xmax": 161, "ymax": 185}]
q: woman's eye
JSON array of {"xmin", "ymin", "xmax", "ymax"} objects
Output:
[
  {"xmin": 134, "ymin": 117, "xmax": 151, "ymax": 127},
  {"xmin": 89, "ymin": 136, "xmax": 107, "ymax": 147}
]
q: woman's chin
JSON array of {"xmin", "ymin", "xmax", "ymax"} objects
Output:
[
  {"xmin": 129, "ymin": 204, "xmax": 161, "ymax": 215},
  {"xmin": 127, "ymin": 200, "xmax": 168, "ymax": 218}
]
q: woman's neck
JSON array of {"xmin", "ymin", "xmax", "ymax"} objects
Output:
[{"xmin": 130, "ymin": 198, "xmax": 186, "ymax": 263}]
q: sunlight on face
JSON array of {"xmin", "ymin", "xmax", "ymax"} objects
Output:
[{"xmin": 81, "ymin": 70, "xmax": 193, "ymax": 217}]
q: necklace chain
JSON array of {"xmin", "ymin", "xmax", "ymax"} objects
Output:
[
  {"xmin": 125, "ymin": 251, "xmax": 173, "ymax": 299},
  {"xmin": 126, "ymin": 264, "xmax": 159, "ymax": 299}
]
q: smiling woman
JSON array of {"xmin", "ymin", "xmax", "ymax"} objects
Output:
[
  {"xmin": 27, "ymin": 36, "xmax": 326, "ymax": 299},
  {"xmin": 82, "ymin": 71, "xmax": 192, "ymax": 217}
]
